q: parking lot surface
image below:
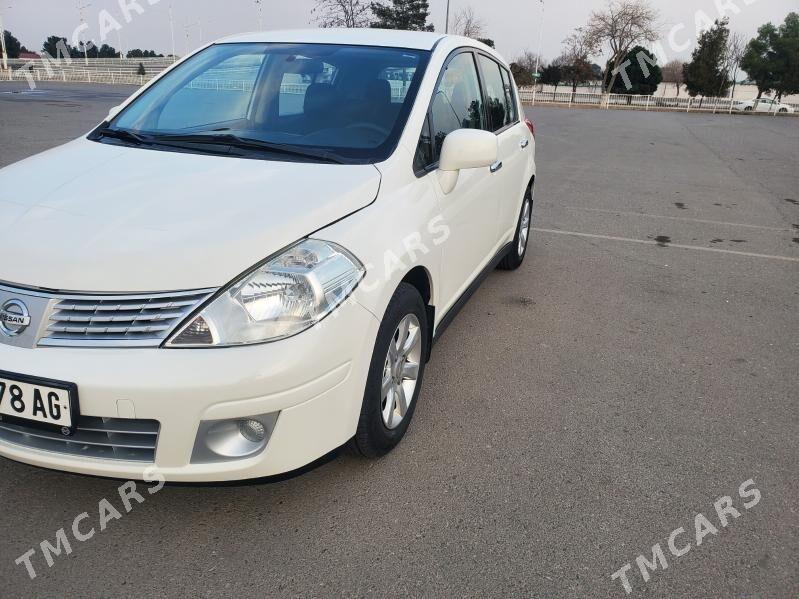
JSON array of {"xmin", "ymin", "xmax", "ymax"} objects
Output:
[{"xmin": 0, "ymin": 82, "xmax": 797, "ymax": 598}]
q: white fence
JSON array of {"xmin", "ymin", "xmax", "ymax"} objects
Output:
[{"xmin": 518, "ymin": 87, "xmax": 799, "ymax": 113}]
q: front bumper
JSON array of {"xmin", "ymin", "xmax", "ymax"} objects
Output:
[{"xmin": 0, "ymin": 299, "xmax": 380, "ymax": 482}]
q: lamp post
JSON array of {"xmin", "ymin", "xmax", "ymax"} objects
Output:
[
  {"xmin": 0, "ymin": 8, "xmax": 8, "ymax": 72},
  {"xmin": 77, "ymin": 1, "xmax": 92, "ymax": 66},
  {"xmin": 184, "ymin": 20, "xmax": 202, "ymax": 57},
  {"xmin": 533, "ymin": 0, "xmax": 544, "ymax": 86},
  {"xmin": 445, "ymin": 0, "xmax": 450, "ymax": 34},
  {"xmin": 169, "ymin": 3, "xmax": 176, "ymax": 62},
  {"xmin": 255, "ymin": 0, "xmax": 263, "ymax": 31}
]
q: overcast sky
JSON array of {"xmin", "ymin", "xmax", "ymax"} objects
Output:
[{"xmin": 3, "ymin": 0, "xmax": 796, "ymax": 64}]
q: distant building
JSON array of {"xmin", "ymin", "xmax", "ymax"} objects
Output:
[{"xmin": 19, "ymin": 51, "xmax": 41, "ymax": 60}]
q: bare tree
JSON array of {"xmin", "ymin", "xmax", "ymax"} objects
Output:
[
  {"xmin": 586, "ymin": 0, "xmax": 660, "ymax": 93},
  {"xmin": 513, "ymin": 49, "xmax": 544, "ymax": 75},
  {"xmin": 558, "ymin": 28, "xmax": 595, "ymax": 96},
  {"xmin": 661, "ymin": 59, "xmax": 684, "ymax": 96},
  {"xmin": 452, "ymin": 6, "xmax": 485, "ymax": 39},
  {"xmin": 724, "ymin": 31, "xmax": 746, "ymax": 99},
  {"xmin": 311, "ymin": 0, "xmax": 372, "ymax": 28}
]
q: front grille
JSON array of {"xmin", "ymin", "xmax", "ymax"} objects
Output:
[
  {"xmin": 0, "ymin": 416, "xmax": 160, "ymax": 462},
  {"xmin": 40, "ymin": 289, "xmax": 213, "ymax": 348}
]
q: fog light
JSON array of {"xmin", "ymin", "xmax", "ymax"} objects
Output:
[
  {"xmin": 239, "ymin": 419, "xmax": 266, "ymax": 443},
  {"xmin": 191, "ymin": 413, "xmax": 279, "ymax": 464}
]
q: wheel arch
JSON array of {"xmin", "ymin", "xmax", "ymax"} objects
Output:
[{"xmin": 400, "ymin": 266, "xmax": 435, "ymax": 362}]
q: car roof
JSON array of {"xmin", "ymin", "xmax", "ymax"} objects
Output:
[{"xmin": 218, "ymin": 28, "xmax": 447, "ymax": 51}]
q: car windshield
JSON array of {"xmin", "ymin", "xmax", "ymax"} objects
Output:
[{"xmin": 101, "ymin": 43, "xmax": 430, "ymax": 163}]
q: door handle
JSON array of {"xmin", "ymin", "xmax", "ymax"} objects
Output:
[
  {"xmin": 490, "ymin": 161, "xmax": 503, "ymax": 173},
  {"xmin": 520, "ymin": 138, "xmax": 530, "ymax": 149}
]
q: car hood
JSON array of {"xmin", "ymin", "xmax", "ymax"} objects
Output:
[{"xmin": 0, "ymin": 139, "xmax": 381, "ymax": 292}]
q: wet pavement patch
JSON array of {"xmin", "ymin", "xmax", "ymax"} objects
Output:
[
  {"xmin": 785, "ymin": 199, "xmax": 799, "ymax": 205},
  {"xmin": 654, "ymin": 236, "xmax": 671, "ymax": 247},
  {"xmin": 730, "ymin": 240, "xmax": 747, "ymax": 243},
  {"xmin": 793, "ymin": 238, "xmax": 799, "ymax": 245},
  {"xmin": 711, "ymin": 239, "xmax": 724, "ymax": 244},
  {"xmin": 674, "ymin": 202, "xmax": 686, "ymax": 209}
]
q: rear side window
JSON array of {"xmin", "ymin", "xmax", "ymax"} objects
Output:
[
  {"xmin": 478, "ymin": 55, "xmax": 514, "ymax": 132},
  {"xmin": 430, "ymin": 52, "xmax": 485, "ymax": 161},
  {"xmin": 500, "ymin": 66, "xmax": 518, "ymax": 123}
]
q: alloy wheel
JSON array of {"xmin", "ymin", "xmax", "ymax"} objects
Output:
[
  {"xmin": 381, "ymin": 314, "xmax": 422, "ymax": 429},
  {"xmin": 518, "ymin": 199, "xmax": 532, "ymax": 257}
]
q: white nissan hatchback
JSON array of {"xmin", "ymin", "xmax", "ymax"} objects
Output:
[{"xmin": 0, "ymin": 29, "xmax": 535, "ymax": 481}]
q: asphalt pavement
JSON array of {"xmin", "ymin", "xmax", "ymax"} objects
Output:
[{"xmin": 0, "ymin": 82, "xmax": 797, "ymax": 598}]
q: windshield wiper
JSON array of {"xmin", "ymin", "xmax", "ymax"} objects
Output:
[
  {"xmin": 148, "ymin": 133, "xmax": 346, "ymax": 164},
  {"xmin": 91, "ymin": 127, "xmax": 150, "ymax": 145}
]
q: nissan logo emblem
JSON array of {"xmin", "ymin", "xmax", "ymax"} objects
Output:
[{"xmin": 0, "ymin": 299, "xmax": 32, "ymax": 337}]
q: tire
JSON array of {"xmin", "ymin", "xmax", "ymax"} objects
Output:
[
  {"xmin": 351, "ymin": 283, "xmax": 428, "ymax": 458},
  {"xmin": 497, "ymin": 187, "xmax": 533, "ymax": 271},
  {"xmin": 779, "ymin": 108, "xmax": 788, "ymax": 113},
  {"xmin": 744, "ymin": 106, "xmax": 753, "ymax": 111}
]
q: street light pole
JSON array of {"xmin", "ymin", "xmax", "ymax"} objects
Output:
[
  {"xmin": 0, "ymin": 9, "xmax": 8, "ymax": 72},
  {"xmin": 445, "ymin": 0, "xmax": 450, "ymax": 34},
  {"xmin": 77, "ymin": 1, "xmax": 92, "ymax": 66},
  {"xmin": 255, "ymin": 0, "xmax": 263, "ymax": 31},
  {"xmin": 533, "ymin": 0, "xmax": 544, "ymax": 85},
  {"xmin": 169, "ymin": 3, "xmax": 176, "ymax": 62}
]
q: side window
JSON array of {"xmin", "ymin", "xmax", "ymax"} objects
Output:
[
  {"xmin": 500, "ymin": 66, "xmax": 518, "ymax": 123},
  {"xmin": 379, "ymin": 67, "xmax": 418, "ymax": 104},
  {"xmin": 478, "ymin": 55, "xmax": 512, "ymax": 132},
  {"xmin": 430, "ymin": 52, "xmax": 485, "ymax": 162},
  {"xmin": 278, "ymin": 60, "xmax": 338, "ymax": 117},
  {"xmin": 414, "ymin": 114, "xmax": 434, "ymax": 172}
]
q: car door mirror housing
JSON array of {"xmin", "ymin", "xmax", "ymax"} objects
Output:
[
  {"xmin": 106, "ymin": 105, "xmax": 123, "ymax": 122},
  {"xmin": 437, "ymin": 129, "xmax": 498, "ymax": 194}
]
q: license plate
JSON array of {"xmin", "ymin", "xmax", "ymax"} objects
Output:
[{"xmin": 0, "ymin": 371, "xmax": 78, "ymax": 432}]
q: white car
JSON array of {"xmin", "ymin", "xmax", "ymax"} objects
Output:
[
  {"xmin": 0, "ymin": 29, "xmax": 535, "ymax": 481},
  {"xmin": 734, "ymin": 98, "xmax": 795, "ymax": 113}
]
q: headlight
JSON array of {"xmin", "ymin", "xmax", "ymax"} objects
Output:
[{"xmin": 166, "ymin": 239, "xmax": 365, "ymax": 347}]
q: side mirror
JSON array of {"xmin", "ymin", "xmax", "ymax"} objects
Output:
[
  {"xmin": 106, "ymin": 104, "xmax": 123, "ymax": 122},
  {"xmin": 437, "ymin": 129, "xmax": 498, "ymax": 194}
]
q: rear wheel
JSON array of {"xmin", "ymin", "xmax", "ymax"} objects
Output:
[
  {"xmin": 779, "ymin": 108, "xmax": 788, "ymax": 113},
  {"xmin": 744, "ymin": 106, "xmax": 753, "ymax": 111},
  {"xmin": 498, "ymin": 188, "xmax": 533, "ymax": 271},
  {"xmin": 351, "ymin": 283, "xmax": 428, "ymax": 458}
]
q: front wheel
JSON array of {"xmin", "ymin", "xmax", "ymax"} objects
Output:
[
  {"xmin": 497, "ymin": 189, "xmax": 533, "ymax": 271},
  {"xmin": 351, "ymin": 283, "xmax": 428, "ymax": 458}
]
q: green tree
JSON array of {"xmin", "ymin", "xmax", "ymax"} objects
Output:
[
  {"xmin": 477, "ymin": 38, "xmax": 495, "ymax": 48},
  {"xmin": 3, "ymin": 30, "xmax": 23, "ymax": 58},
  {"xmin": 603, "ymin": 45, "xmax": 662, "ymax": 94},
  {"xmin": 772, "ymin": 12, "xmax": 799, "ymax": 100},
  {"xmin": 684, "ymin": 18, "xmax": 731, "ymax": 99},
  {"xmin": 370, "ymin": 0, "xmax": 434, "ymax": 31},
  {"xmin": 42, "ymin": 35, "xmax": 73, "ymax": 59},
  {"xmin": 741, "ymin": 23, "xmax": 777, "ymax": 98},
  {"xmin": 127, "ymin": 49, "xmax": 164, "ymax": 59},
  {"xmin": 510, "ymin": 62, "xmax": 534, "ymax": 87},
  {"xmin": 540, "ymin": 64, "xmax": 562, "ymax": 93},
  {"xmin": 97, "ymin": 44, "xmax": 119, "ymax": 58}
]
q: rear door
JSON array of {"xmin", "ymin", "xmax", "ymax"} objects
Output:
[{"xmin": 475, "ymin": 54, "xmax": 530, "ymax": 241}]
